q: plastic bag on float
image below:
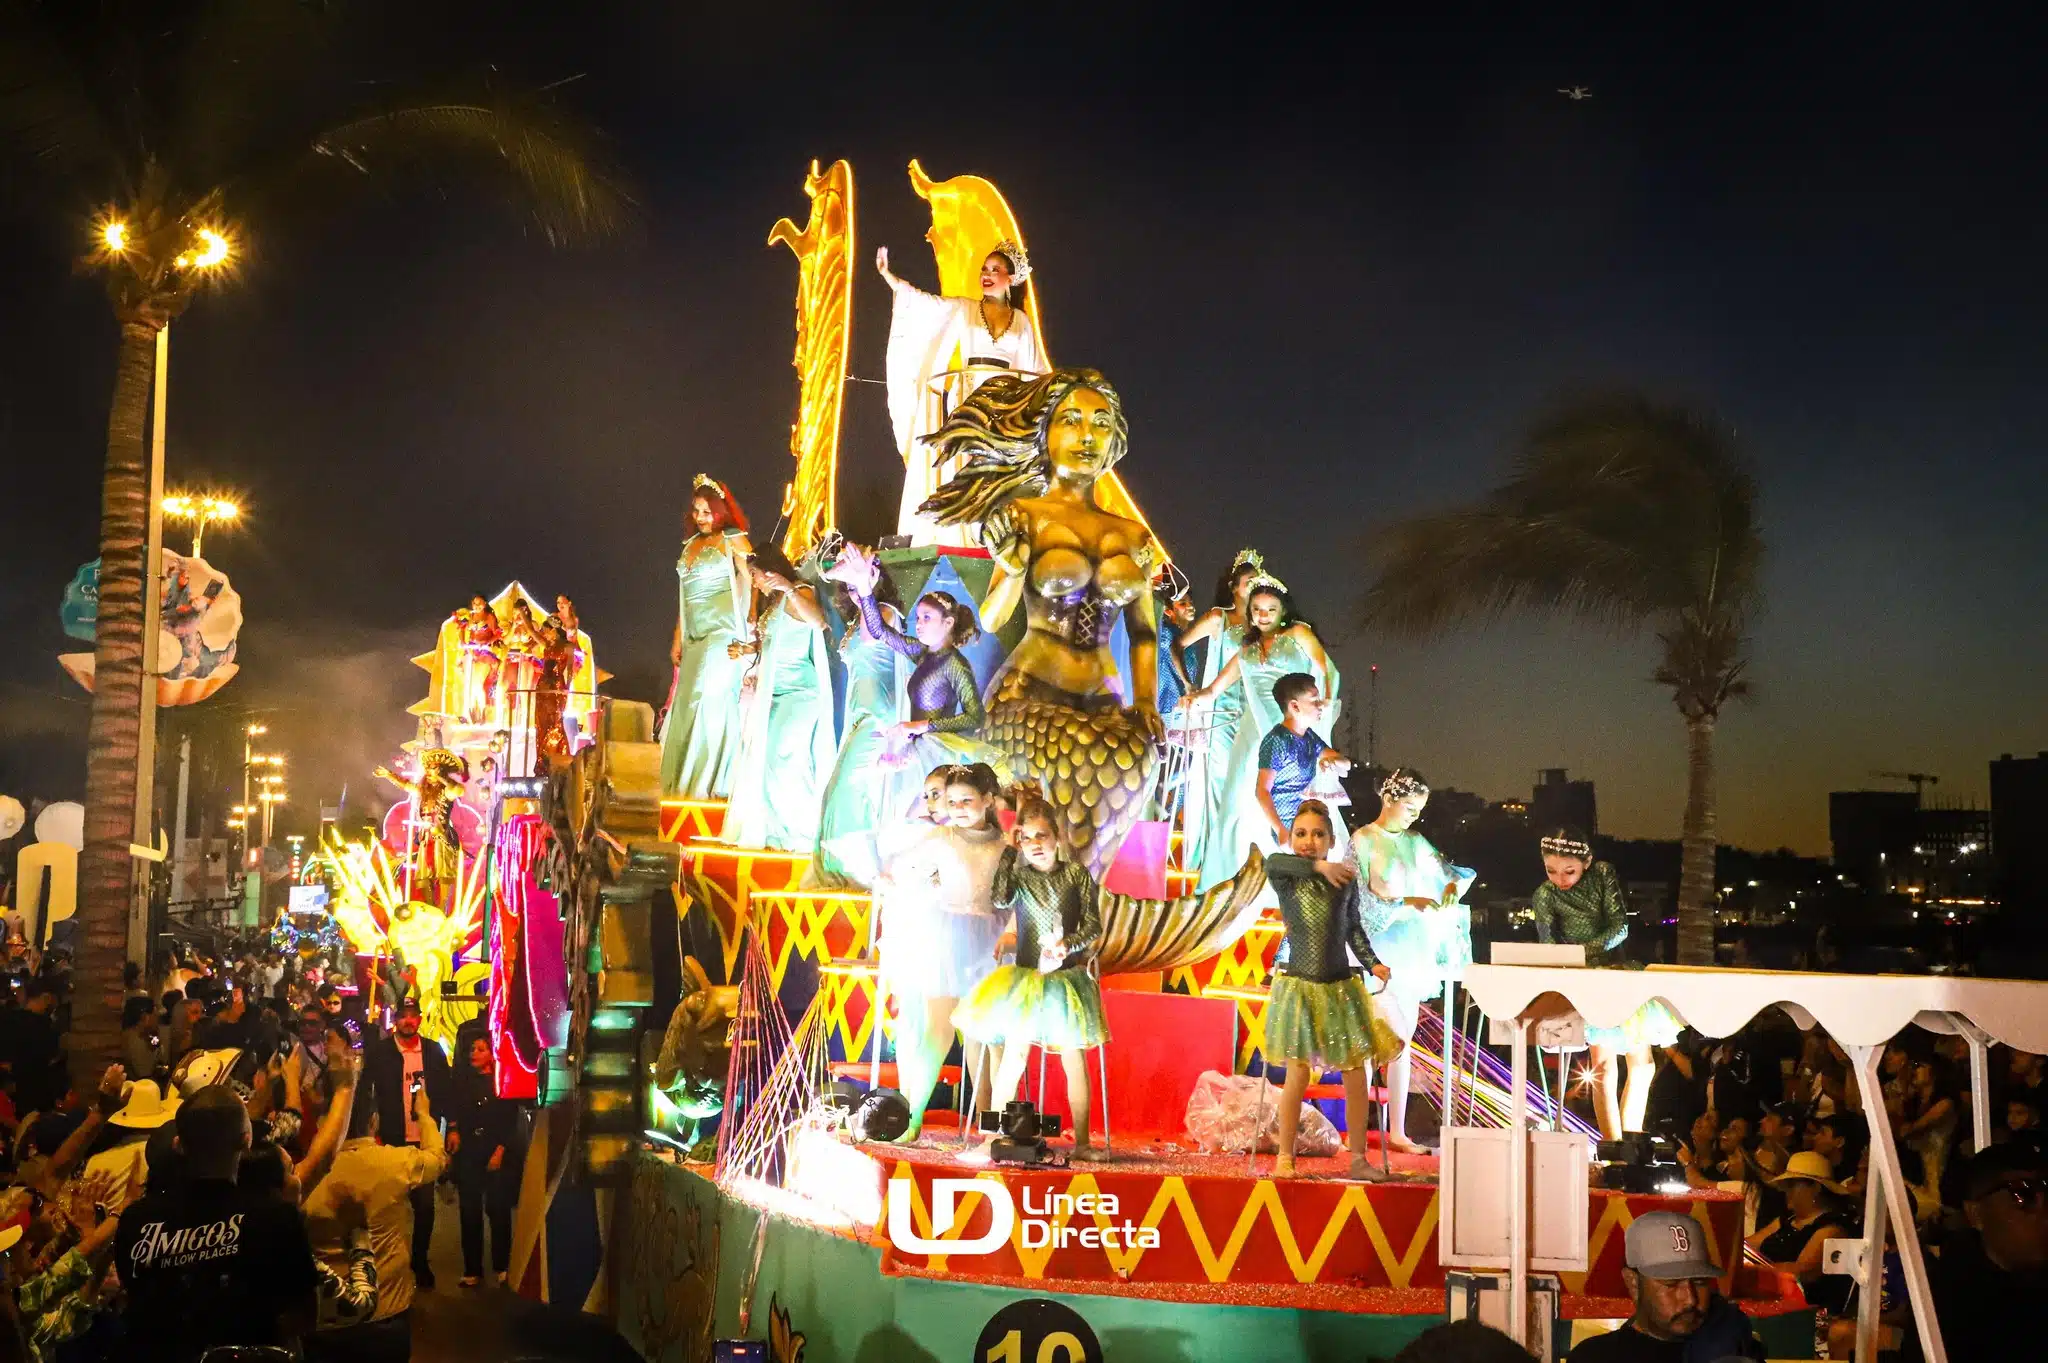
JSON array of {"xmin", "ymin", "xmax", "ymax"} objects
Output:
[{"xmin": 1184, "ymin": 1069, "xmax": 1341, "ymax": 1156}]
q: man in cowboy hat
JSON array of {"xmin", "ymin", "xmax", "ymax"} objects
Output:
[
  {"xmin": 1567, "ymin": 1211, "xmax": 1762, "ymax": 1360},
  {"xmin": 81, "ymin": 1074, "xmax": 182, "ymax": 1206}
]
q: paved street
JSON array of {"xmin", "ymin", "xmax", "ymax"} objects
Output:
[{"xmin": 410, "ymin": 1186, "xmax": 641, "ymax": 1363}]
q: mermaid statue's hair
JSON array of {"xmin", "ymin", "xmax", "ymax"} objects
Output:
[{"xmin": 917, "ymin": 367, "xmax": 1130, "ymax": 535}]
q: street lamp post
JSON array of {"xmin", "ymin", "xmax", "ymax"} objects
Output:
[
  {"xmin": 101, "ymin": 214, "xmax": 235, "ymax": 968},
  {"xmin": 161, "ymin": 493, "xmax": 241, "ymax": 558}
]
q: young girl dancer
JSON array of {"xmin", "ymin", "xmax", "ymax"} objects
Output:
[
  {"xmin": 1352, "ymin": 769, "xmax": 1474, "ymax": 1154},
  {"xmin": 872, "ymin": 763, "xmax": 1009, "ymax": 1141},
  {"xmin": 954, "ymin": 795, "xmax": 1111, "ymax": 1160},
  {"xmin": 1266, "ymin": 801, "xmax": 1403, "ymax": 1178},
  {"xmin": 1530, "ymin": 829, "xmax": 1680, "ymax": 1138}
]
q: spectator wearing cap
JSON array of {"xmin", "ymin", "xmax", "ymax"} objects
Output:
[
  {"xmin": 1566, "ymin": 1211, "xmax": 1762, "ymax": 1360},
  {"xmin": 1926, "ymin": 1142, "xmax": 2048, "ymax": 1355},
  {"xmin": 1751, "ymin": 1103, "xmax": 1797, "ymax": 1177}
]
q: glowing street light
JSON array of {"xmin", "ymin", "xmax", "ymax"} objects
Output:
[
  {"xmin": 102, "ymin": 220, "xmax": 128, "ymax": 253},
  {"xmin": 174, "ymin": 227, "xmax": 233, "ymax": 271},
  {"xmin": 162, "ymin": 492, "xmax": 242, "ymax": 557}
]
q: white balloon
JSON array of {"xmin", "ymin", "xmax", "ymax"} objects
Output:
[
  {"xmin": 34, "ymin": 801, "xmax": 84, "ymax": 850},
  {"xmin": 0, "ymin": 796, "xmax": 23, "ymax": 840}
]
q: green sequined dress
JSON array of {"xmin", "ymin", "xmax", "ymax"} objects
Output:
[
  {"xmin": 1530, "ymin": 860, "xmax": 1681, "ymax": 1049},
  {"xmin": 1263, "ymin": 854, "xmax": 1403, "ymax": 1071},
  {"xmin": 954, "ymin": 853, "xmax": 1110, "ymax": 1051}
]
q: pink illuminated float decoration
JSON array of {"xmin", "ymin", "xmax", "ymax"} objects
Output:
[{"xmin": 489, "ymin": 814, "xmax": 570, "ymax": 1099}]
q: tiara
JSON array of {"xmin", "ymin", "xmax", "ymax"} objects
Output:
[
  {"xmin": 1247, "ymin": 568, "xmax": 1289, "ymax": 596},
  {"xmin": 989, "ymin": 238, "xmax": 1031, "ymax": 283},
  {"xmin": 691, "ymin": 473, "xmax": 727, "ymax": 498},
  {"xmin": 1231, "ymin": 548, "xmax": 1265, "ymax": 573},
  {"xmin": 1540, "ymin": 835, "xmax": 1594, "ymax": 860},
  {"xmin": 1379, "ymin": 769, "xmax": 1429, "ymax": 802}
]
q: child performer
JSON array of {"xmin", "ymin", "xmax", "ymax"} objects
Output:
[
  {"xmin": 1266, "ymin": 801, "xmax": 1404, "ymax": 1178},
  {"xmin": 954, "ymin": 795, "xmax": 1112, "ymax": 1160},
  {"xmin": 1256, "ymin": 672, "xmax": 1352, "ymax": 847},
  {"xmin": 1352, "ymin": 768, "xmax": 1475, "ymax": 1154},
  {"xmin": 1531, "ymin": 829, "xmax": 1681, "ymax": 1138},
  {"xmin": 872, "ymin": 763, "xmax": 1009, "ymax": 1141}
]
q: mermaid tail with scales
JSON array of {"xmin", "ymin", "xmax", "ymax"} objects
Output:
[{"xmin": 984, "ymin": 672, "xmax": 1155, "ymax": 882}]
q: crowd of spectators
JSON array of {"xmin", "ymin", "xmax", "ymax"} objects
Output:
[
  {"xmin": 0, "ymin": 931, "xmax": 521, "ymax": 1363},
  {"xmin": 1617, "ymin": 1012, "xmax": 2046, "ymax": 1357}
]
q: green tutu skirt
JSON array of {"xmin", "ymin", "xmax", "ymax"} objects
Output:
[
  {"xmin": 954, "ymin": 965, "xmax": 1108, "ymax": 1051},
  {"xmin": 1265, "ymin": 973, "xmax": 1404, "ymax": 1071}
]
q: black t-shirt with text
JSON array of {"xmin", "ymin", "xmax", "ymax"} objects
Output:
[{"xmin": 115, "ymin": 1177, "xmax": 319, "ymax": 1363}]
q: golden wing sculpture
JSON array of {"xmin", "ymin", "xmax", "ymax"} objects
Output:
[
  {"xmin": 907, "ymin": 159, "xmax": 1169, "ymax": 561},
  {"xmin": 767, "ymin": 159, "xmax": 855, "ymax": 563}
]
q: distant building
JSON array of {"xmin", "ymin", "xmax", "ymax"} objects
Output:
[
  {"xmin": 1993, "ymin": 752, "xmax": 2048, "ymax": 910},
  {"xmin": 1530, "ymin": 768, "xmax": 1597, "ymax": 835},
  {"xmin": 1830, "ymin": 790, "xmax": 1919, "ymax": 891},
  {"xmin": 1830, "ymin": 789, "xmax": 1992, "ymax": 905},
  {"xmin": 1424, "ymin": 787, "xmax": 1489, "ymax": 835}
]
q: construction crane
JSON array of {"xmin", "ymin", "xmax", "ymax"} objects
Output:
[{"xmin": 1873, "ymin": 771, "xmax": 1940, "ymax": 803}]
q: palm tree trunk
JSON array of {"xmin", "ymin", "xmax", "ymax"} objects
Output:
[
  {"xmin": 74, "ymin": 317, "xmax": 160, "ymax": 1083},
  {"xmin": 1676, "ymin": 712, "xmax": 1718, "ymax": 966}
]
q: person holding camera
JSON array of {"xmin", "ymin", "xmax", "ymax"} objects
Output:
[
  {"xmin": 302, "ymin": 1031, "xmax": 447, "ymax": 1363},
  {"xmin": 359, "ymin": 997, "xmax": 451, "ymax": 1295}
]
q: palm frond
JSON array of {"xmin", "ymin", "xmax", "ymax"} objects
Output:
[
  {"xmin": 1364, "ymin": 392, "xmax": 1764, "ymax": 645},
  {"xmin": 273, "ymin": 92, "xmax": 634, "ymax": 246}
]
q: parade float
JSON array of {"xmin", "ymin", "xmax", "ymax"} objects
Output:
[
  {"xmin": 437, "ymin": 159, "xmax": 1819, "ymax": 1362},
  {"xmin": 278, "ymin": 157, "xmax": 1819, "ymax": 1357}
]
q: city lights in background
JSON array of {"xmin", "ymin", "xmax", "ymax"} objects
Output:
[{"xmin": 101, "ymin": 220, "xmax": 128, "ymax": 253}]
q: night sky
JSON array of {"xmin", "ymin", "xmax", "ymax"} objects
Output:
[{"xmin": 2, "ymin": 6, "xmax": 2043, "ymax": 855}]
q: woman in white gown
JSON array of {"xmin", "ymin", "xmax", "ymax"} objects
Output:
[
  {"xmin": 1352, "ymin": 769, "xmax": 1476, "ymax": 1153},
  {"xmin": 877, "ymin": 240, "xmax": 1045, "ymax": 545}
]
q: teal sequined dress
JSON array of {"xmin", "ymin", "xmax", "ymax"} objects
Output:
[
  {"xmin": 1530, "ymin": 861, "xmax": 1681, "ymax": 1049},
  {"xmin": 808, "ymin": 602, "xmax": 906, "ymax": 888},
  {"xmin": 658, "ymin": 530, "xmax": 749, "ymax": 798},
  {"xmin": 954, "ymin": 853, "xmax": 1110, "ymax": 1051},
  {"xmin": 1263, "ymin": 854, "xmax": 1403, "ymax": 1070}
]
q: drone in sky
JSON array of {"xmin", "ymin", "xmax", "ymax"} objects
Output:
[{"xmin": 1559, "ymin": 86, "xmax": 1593, "ymax": 101}]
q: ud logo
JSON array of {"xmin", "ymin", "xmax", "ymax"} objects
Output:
[{"xmin": 886, "ymin": 1177, "xmax": 1015, "ymax": 1256}]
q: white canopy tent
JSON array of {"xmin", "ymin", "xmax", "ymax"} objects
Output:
[{"xmin": 1460, "ymin": 964, "xmax": 2048, "ymax": 1363}]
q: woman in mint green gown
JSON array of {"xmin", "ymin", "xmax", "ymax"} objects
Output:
[
  {"xmin": 724, "ymin": 548, "xmax": 834, "ymax": 850},
  {"xmin": 1174, "ymin": 553, "xmax": 1259, "ymax": 891},
  {"xmin": 808, "ymin": 576, "xmax": 910, "ymax": 888},
  {"xmin": 1182, "ymin": 572, "xmax": 1340, "ymax": 890},
  {"xmin": 1352, "ymin": 769, "xmax": 1476, "ymax": 1153},
  {"xmin": 658, "ymin": 477, "xmax": 752, "ymax": 799}
]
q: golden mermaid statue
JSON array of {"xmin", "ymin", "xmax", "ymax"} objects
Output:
[{"xmin": 921, "ymin": 367, "xmax": 1265, "ymax": 973}]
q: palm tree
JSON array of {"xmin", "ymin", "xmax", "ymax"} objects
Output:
[
  {"xmin": 1361, "ymin": 394, "xmax": 1763, "ymax": 965},
  {"xmin": 0, "ymin": 1, "xmax": 630, "ymax": 1078}
]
